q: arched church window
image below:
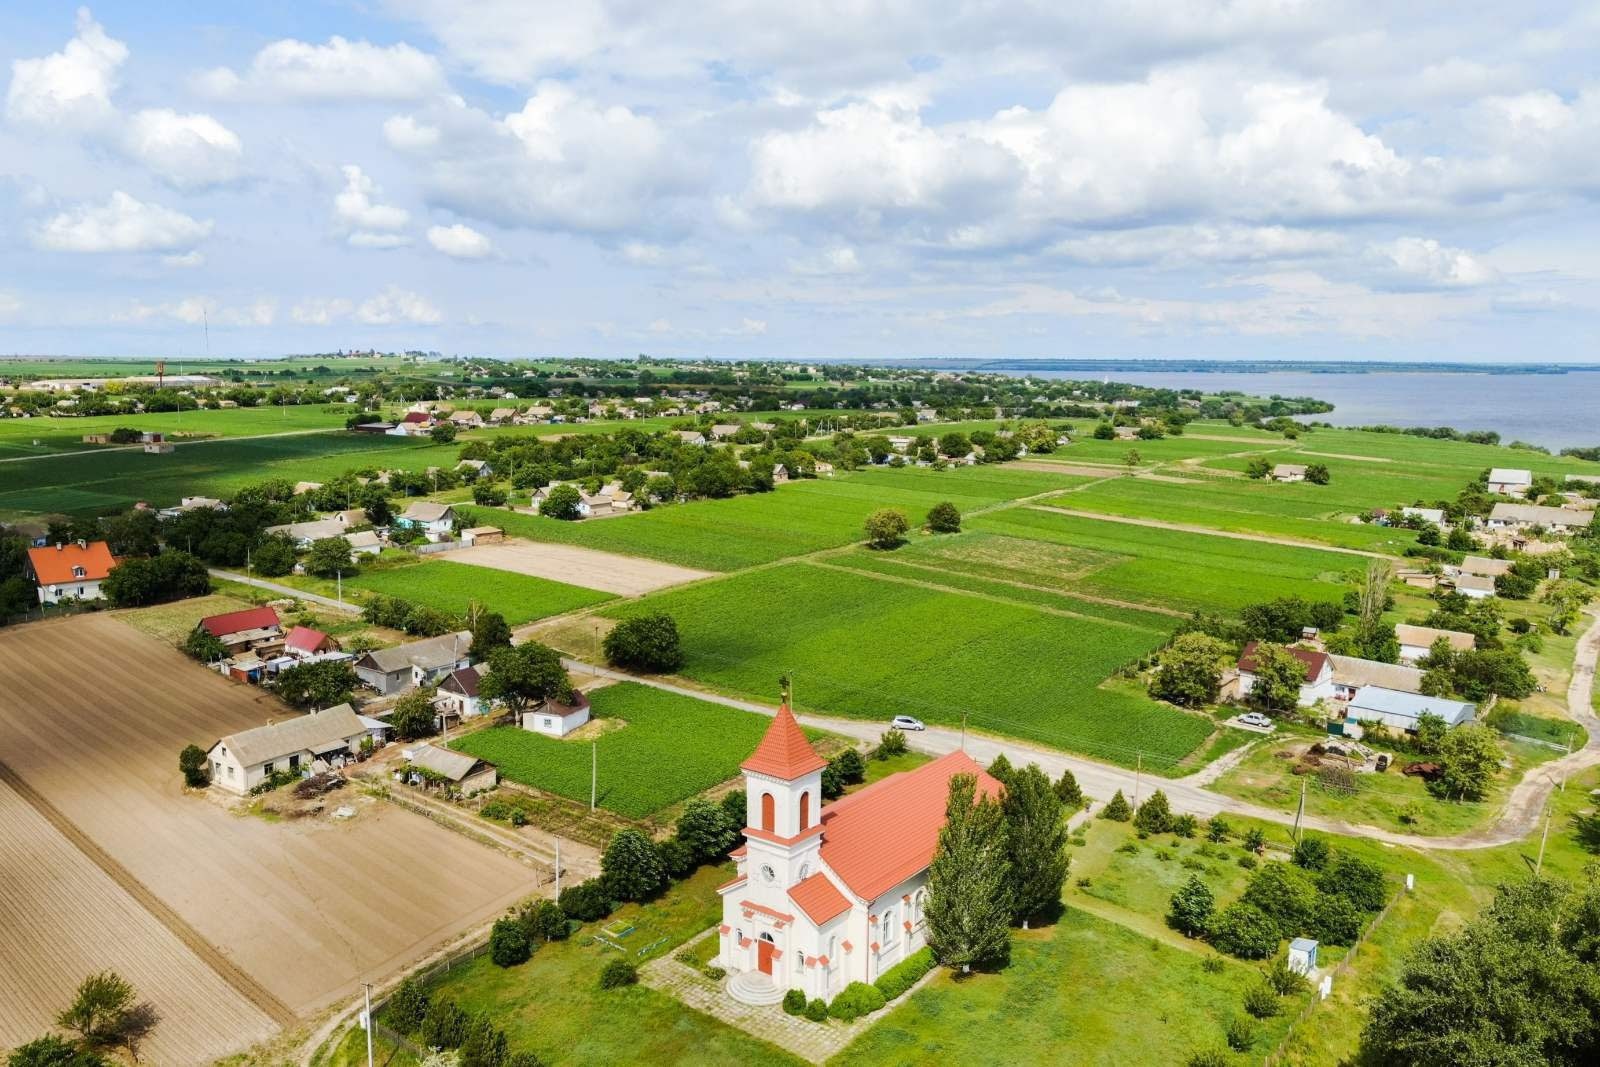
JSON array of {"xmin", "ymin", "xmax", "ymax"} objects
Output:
[
  {"xmin": 799, "ymin": 790, "xmax": 810, "ymax": 830},
  {"xmin": 760, "ymin": 792, "xmax": 775, "ymax": 832}
]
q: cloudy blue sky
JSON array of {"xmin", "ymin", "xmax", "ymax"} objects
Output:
[{"xmin": 2, "ymin": 2, "xmax": 1598, "ymax": 361}]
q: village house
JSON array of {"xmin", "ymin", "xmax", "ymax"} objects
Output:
[
  {"xmin": 283, "ymin": 625, "xmax": 337, "ymax": 659},
  {"xmin": 521, "ymin": 691, "xmax": 591, "ymax": 737},
  {"xmin": 716, "ymin": 706, "xmax": 1000, "ymax": 1004},
  {"xmin": 1395, "ymin": 624, "xmax": 1475, "ymax": 665},
  {"xmin": 711, "ymin": 423, "xmax": 742, "ymax": 440},
  {"xmin": 1232, "ymin": 641, "xmax": 1334, "ymax": 706},
  {"xmin": 1327, "ymin": 655, "xmax": 1425, "ymax": 702},
  {"xmin": 1487, "ymin": 468, "xmax": 1532, "ymax": 497},
  {"xmin": 1400, "ymin": 506, "xmax": 1445, "ymax": 527},
  {"xmin": 395, "ymin": 501, "xmax": 456, "ymax": 541},
  {"xmin": 434, "ymin": 664, "xmax": 493, "ymax": 727},
  {"xmin": 403, "ymin": 743, "xmax": 498, "ymax": 795},
  {"xmin": 1340, "ymin": 686, "xmax": 1475, "ymax": 736},
  {"xmin": 489, "ymin": 407, "xmax": 518, "ymax": 425},
  {"xmin": 772, "ymin": 464, "xmax": 790, "ymax": 485},
  {"xmin": 197, "ymin": 606, "xmax": 284, "ymax": 656},
  {"xmin": 25, "ymin": 541, "xmax": 117, "ymax": 604},
  {"xmin": 1486, "ymin": 502, "xmax": 1594, "ymax": 535},
  {"xmin": 1272, "ymin": 464, "xmax": 1308, "ymax": 483},
  {"xmin": 1455, "ymin": 573, "xmax": 1498, "ymax": 599},
  {"xmin": 344, "ymin": 530, "xmax": 383, "ymax": 556},
  {"xmin": 456, "ymin": 459, "xmax": 491, "ymax": 480},
  {"xmin": 387, "ymin": 411, "xmax": 435, "ymax": 437},
  {"xmin": 205, "ymin": 704, "xmax": 373, "ymax": 795},
  {"xmin": 448, "ymin": 410, "xmax": 484, "ymax": 429},
  {"xmin": 1458, "ymin": 555, "xmax": 1512, "ymax": 578},
  {"xmin": 675, "ymin": 430, "xmax": 708, "ymax": 446},
  {"xmin": 814, "ymin": 461, "xmax": 835, "ymax": 477},
  {"xmin": 157, "ymin": 496, "xmax": 226, "ymax": 519},
  {"xmin": 352, "ymin": 630, "xmax": 472, "ymax": 695},
  {"xmin": 264, "ymin": 517, "xmax": 348, "ymax": 548}
]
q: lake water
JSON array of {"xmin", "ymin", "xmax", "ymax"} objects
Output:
[{"xmin": 1017, "ymin": 369, "xmax": 1600, "ymax": 452}]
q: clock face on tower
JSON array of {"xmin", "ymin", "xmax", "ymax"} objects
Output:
[{"xmin": 761, "ymin": 864, "xmax": 777, "ymax": 885}]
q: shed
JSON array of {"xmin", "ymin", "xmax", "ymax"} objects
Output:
[
  {"xmin": 405, "ymin": 743, "xmax": 497, "ymax": 795},
  {"xmin": 521, "ymin": 691, "xmax": 591, "ymax": 737},
  {"xmin": 1288, "ymin": 938, "xmax": 1319, "ymax": 975}
]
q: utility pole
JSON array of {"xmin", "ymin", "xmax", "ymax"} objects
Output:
[
  {"xmin": 337, "ymin": 570, "xmax": 343, "ymax": 605},
  {"xmin": 555, "ymin": 838, "xmax": 562, "ymax": 896},
  {"xmin": 1132, "ymin": 752, "xmax": 1142, "ymax": 808},
  {"xmin": 1293, "ymin": 777, "xmax": 1307, "ymax": 843},
  {"xmin": 590, "ymin": 741, "xmax": 597, "ymax": 812},
  {"xmin": 1536, "ymin": 801, "xmax": 1554, "ymax": 875},
  {"xmin": 362, "ymin": 982, "xmax": 374, "ymax": 1067}
]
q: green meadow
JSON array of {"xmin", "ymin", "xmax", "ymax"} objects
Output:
[
  {"xmin": 0, "ymin": 404, "xmax": 360, "ymax": 458},
  {"xmin": 348, "ymin": 559, "xmax": 611, "ymax": 625}
]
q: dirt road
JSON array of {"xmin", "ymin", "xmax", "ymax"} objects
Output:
[{"xmin": 1028, "ymin": 504, "xmax": 1396, "ymax": 559}]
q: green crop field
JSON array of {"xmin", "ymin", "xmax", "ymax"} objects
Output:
[
  {"xmin": 0, "ymin": 432, "xmax": 460, "ymax": 518},
  {"xmin": 467, "ymin": 465, "xmax": 1095, "ymax": 571},
  {"xmin": 348, "ymin": 560, "xmax": 610, "ymax": 625},
  {"xmin": 0, "ymin": 405, "xmax": 358, "ymax": 458},
  {"xmin": 451, "ymin": 683, "xmax": 813, "ymax": 817},
  {"xmin": 969, "ymin": 508, "xmax": 1364, "ymax": 615},
  {"xmin": 600, "ymin": 560, "xmax": 1210, "ymax": 766}
]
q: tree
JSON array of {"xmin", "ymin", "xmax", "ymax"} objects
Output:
[
  {"xmin": 1412, "ymin": 711, "xmax": 1448, "ymax": 756},
  {"xmin": 5, "ymin": 1036, "xmax": 110, "ymax": 1067},
  {"xmin": 864, "ymin": 508, "xmax": 910, "ymax": 550},
  {"xmin": 539, "ymin": 483, "xmax": 583, "ymax": 520},
  {"xmin": 925, "ymin": 773, "xmax": 1012, "ymax": 971},
  {"xmin": 602, "ymin": 613, "xmax": 684, "ymax": 672},
  {"xmin": 1360, "ymin": 876, "xmax": 1600, "ymax": 1066},
  {"xmin": 1150, "ymin": 633, "xmax": 1229, "ymax": 707},
  {"xmin": 305, "ymin": 536, "xmax": 353, "ymax": 578},
  {"xmin": 1134, "ymin": 790, "xmax": 1173, "ymax": 834},
  {"xmin": 987, "ymin": 753, "xmax": 1015, "ymax": 784},
  {"xmin": 1246, "ymin": 644, "xmax": 1307, "ymax": 716},
  {"xmin": 675, "ymin": 797, "xmax": 738, "ymax": 863},
  {"xmin": 101, "ymin": 551, "xmax": 210, "ymax": 607},
  {"xmin": 178, "ymin": 744, "xmax": 209, "ymax": 788},
  {"xmin": 472, "ymin": 483, "xmax": 508, "ymax": 507},
  {"xmin": 251, "ymin": 534, "xmax": 297, "ymax": 577},
  {"xmin": 429, "ymin": 422, "xmax": 458, "ymax": 443},
  {"xmin": 479, "ymin": 642, "xmax": 573, "ymax": 716},
  {"xmin": 1123, "ymin": 448, "xmax": 1142, "ymax": 471},
  {"xmin": 1053, "ymin": 769, "xmax": 1083, "ymax": 810},
  {"xmin": 1001, "ymin": 764, "xmax": 1070, "ymax": 925},
  {"xmin": 1291, "ymin": 835, "xmax": 1330, "ymax": 870},
  {"xmin": 1207, "ymin": 815, "xmax": 1232, "ymax": 842},
  {"xmin": 1168, "ymin": 875, "xmax": 1215, "ymax": 937},
  {"xmin": 1430, "ymin": 724, "xmax": 1501, "ymax": 801},
  {"xmin": 926, "ymin": 501, "xmax": 962, "ymax": 533},
  {"xmin": 1100, "ymin": 789, "xmax": 1132, "ymax": 821},
  {"xmin": 1092, "ymin": 422, "xmax": 1115, "ymax": 440},
  {"xmin": 601, "ymin": 829, "xmax": 666, "ymax": 901},
  {"xmin": 1208, "ymin": 902, "xmax": 1280, "ymax": 959},
  {"xmin": 389, "ymin": 688, "xmax": 439, "ymax": 740},
  {"xmin": 56, "ymin": 971, "xmax": 148, "ymax": 1051},
  {"xmin": 273, "ymin": 660, "xmax": 357, "ymax": 709},
  {"xmin": 182, "ymin": 626, "xmax": 226, "ymax": 663},
  {"xmin": 1245, "ymin": 457, "xmax": 1273, "ymax": 479},
  {"xmin": 489, "ymin": 917, "xmax": 532, "ymax": 967},
  {"xmin": 1318, "ymin": 853, "xmax": 1388, "ymax": 912},
  {"xmin": 1240, "ymin": 863, "xmax": 1319, "ymax": 938},
  {"xmin": 520, "ymin": 899, "xmax": 570, "ymax": 942},
  {"xmin": 469, "ymin": 610, "xmax": 513, "ymax": 660},
  {"xmin": 1304, "ymin": 463, "xmax": 1331, "ymax": 485}
]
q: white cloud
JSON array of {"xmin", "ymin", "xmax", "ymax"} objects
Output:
[
  {"xmin": 196, "ymin": 36, "xmax": 445, "ymax": 101},
  {"xmin": 790, "ymin": 246, "xmax": 862, "ymax": 275},
  {"xmin": 426, "ymin": 223, "xmax": 493, "ymax": 258},
  {"xmin": 1048, "ymin": 225, "xmax": 1347, "ymax": 267},
  {"xmin": 162, "ymin": 250, "xmax": 205, "ymax": 268},
  {"xmin": 334, "ymin": 165, "xmax": 411, "ymax": 246},
  {"xmin": 1374, "ymin": 237, "xmax": 1499, "ymax": 288},
  {"xmin": 720, "ymin": 317, "xmax": 768, "ymax": 335},
  {"xmin": 383, "ymin": 113, "xmax": 439, "ymax": 149},
  {"xmin": 122, "ymin": 108, "xmax": 244, "ymax": 187},
  {"xmin": 291, "ymin": 297, "xmax": 355, "ymax": 325},
  {"xmin": 621, "ymin": 241, "xmax": 666, "ymax": 265},
  {"xmin": 34, "ymin": 191, "xmax": 212, "ymax": 253},
  {"xmin": 6, "ymin": 7, "xmax": 126, "ymax": 126},
  {"xmin": 123, "ymin": 296, "xmax": 276, "ymax": 326},
  {"xmin": 0, "ymin": 291, "xmax": 22, "ymax": 319},
  {"xmin": 357, "ymin": 285, "xmax": 442, "ymax": 324}
]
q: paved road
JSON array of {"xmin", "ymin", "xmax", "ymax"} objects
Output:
[
  {"xmin": 564, "ymin": 607, "xmax": 1600, "ymax": 852},
  {"xmin": 208, "ymin": 570, "xmax": 361, "ymax": 614}
]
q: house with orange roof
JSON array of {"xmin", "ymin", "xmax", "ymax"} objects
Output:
[
  {"xmin": 716, "ymin": 705, "xmax": 1001, "ymax": 1005},
  {"xmin": 25, "ymin": 540, "xmax": 118, "ymax": 604}
]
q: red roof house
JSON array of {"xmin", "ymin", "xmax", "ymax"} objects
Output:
[
  {"xmin": 198, "ymin": 606, "xmax": 282, "ymax": 643},
  {"xmin": 283, "ymin": 625, "xmax": 336, "ymax": 656},
  {"xmin": 26, "ymin": 541, "xmax": 117, "ymax": 604}
]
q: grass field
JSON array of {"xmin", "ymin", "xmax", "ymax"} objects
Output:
[
  {"xmin": 0, "ymin": 432, "xmax": 460, "ymax": 518},
  {"xmin": 598, "ymin": 560, "xmax": 1213, "ymax": 766},
  {"xmin": 968, "ymin": 508, "xmax": 1364, "ymax": 615},
  {"xmin": 451, "ymin": 683, "xmax": 820, "ymax": 817},
  {"xmin": 466, "ymin": 465, "xmax": 1094, "ymax": 571},
  {"xmin": 0, "ymin": 405, "xmax": 358, "ymax": 458},
  {"xmin": 348, "ymin": 559, "xmax": 612, "ymax": 625}
]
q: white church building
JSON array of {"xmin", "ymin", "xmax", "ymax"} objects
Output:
[{"xmin": 715, "ymin": 705, "xmax": 1000, "ymax": 1004}]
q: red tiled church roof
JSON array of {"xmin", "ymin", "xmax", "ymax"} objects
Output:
[
  {"xmin": 819, "ymin": 750, "xmax": 1001, "ymax": 901},
  {"xmin": 740, "ymin": 704, "xmax": 827, "ymax": 779},
  {"xmin": 198, "ymin": 606, "xmax": 281, "ymax": 638},
  {"xmin": 788, "ymin": 872, "xmax": 851, "ymax": 926}
]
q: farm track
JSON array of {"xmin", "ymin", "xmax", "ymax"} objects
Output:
[
  {"xmin": 0, "ymin": 759, "xmax": 298, "ymax": 1027},
  {"xmin": 1027, "ymin": 504, "xmax": 1397, "ymax": 559}
]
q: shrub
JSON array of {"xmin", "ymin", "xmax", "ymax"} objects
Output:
[
  {"xmin": 519, "ymin": 900, "xmax": 570, "ymax": 943},
  {"xmin": 1171, "ymin": 814, "xmax": 1199, "ymax": 839},
  {"xmin": 1242, "ymin": 828, "xmax": 1266, "ymax": 852},
  {"xmin": 1238, "ymin": 855, "xmax": 1258, "ymax": 870},
  {"xmin": 1265, "ymin": 954, "xmax": 1309, "ymax": 996},
  {"xmin": 602, "ymin": 613, "xmax": 684, "ymax": 673},
  {"xmin": 601, "ymin": 829, "xmax": 666, "ymax": 902},
  {"xmin": 420, "ymin": 998, "xmax": 470, "ymax": 1048},
  {"xmin": 459, "ymin": 1015, "xmax": 509, "ymax": 1067},
  {"xmin": 183, "ymin": 627, "xmax": 227, "ymax": 663},
  {"xmin": 1226, "ymin": 1016, "xmax": 1257, "ymax": 1052},
  {"xmin": 1318, "ymin": 853, "xmax": 1387, "ymax": 912},
  {"xmin": 1312, "ymin": 894, "xmax": 1363, "ymax": 945},
  {"xmin": 926, "ymin": 501, "xmax": 962, "ymax": 533},
  {"xmin": 1240, "ymin": 863, "xmax": 1319, "ymax": 937},
  {"xmin": 804, "ymin": 997, "xmax": 828, "ymax": 1022},
  {"xmin": 1209, "ymin": 902, "xmax": 1280, "ymax": 959},
  {"xmin": 386, "ymin": 977, "xmax": 431, "ymax": 1033},
  {"xmin": 1054, "ymin": 769, "xmax": 1083, "ymax": 809},
  {"xmin": 704, "ymin": 966, "xmax": 726, "ymax": 981},
  {"xmin": 1206, "ymin": 815, "xmax": 1231, "ymax": 843},
  {"xmin": 1186, "ymin": 1046, "xmax": 1230, "ymax": 1067},
  {"xmin": 827, "ymin": 982, "xmax": 887, "ymax": 1021},
  {"xmin": 1167, "ymin": 875, "xmax": 1215, "ymax": 937},
  {"xmin": 1242, "ymin": 981, "xmax": 1281, "ymax": 1019},
  {"xmin": 178, "ymin": 744, "xmax": 210, "ymax": 788},
  {"xmin": 782, "ymin": 989, "xmax": 807, "ymax": 1016},
  {"xmin": 874, "ymin": 947, "xmax": 935, "ymax": 1001},
  {"xmin": 1291, "ymin": 835, "xmax": 1330, "ymax": 870},
  {"xmin": 1133, "ymin": 790, "xmax": 1173, "ymax": 834},
  {"xmin": 1200, "ymin": 955, "xmax": 1225, "ymax": 974},
  {"xmin": 598, "ymin": 960, "xmax": 637, "ymax": 989},
  {"xmin": 1100, "ymin": 790, "xmax": 1132, "ymax": 821},
  {"xmin": 489, "ymin": 918, "xmax": 532, "ymax": 967},
  {"xmin": 558, "ymin": 879, "xmax": 612, "ymax": 923},
  {"xmin": 658, "ymin": 837, "xmax": 696, "ymax": 879},
  {"xmin": 876, "ymin": 728, "xmax": 909, "ymax": 759}
]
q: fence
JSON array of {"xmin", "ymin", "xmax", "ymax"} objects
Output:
[
  {"xmin": 363, "ymin": 940, "xmax": 493, "ymax": 1062},
  {"xmin": 1262, "ymin": 887, "xmax": 1407, "ymax": 1065},
  {"xmin": 407, "ymin": 540, "xmax": 464, "ymax": 557}
]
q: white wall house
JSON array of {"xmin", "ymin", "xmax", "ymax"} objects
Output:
[
  {"xmin": 1487, "ymin": 468, "xmax": 1532, "ymax": 497},
  {"xmin": 1395, "ymin": 624, "xmax": 1475, "ymax": 665},
  {"xmin": 352, "ymin": 631, "xmax": 472, "ymax": 695},
  {"xmin": 1235, "ymin": 642, "xmax": 1335, "ymax": 707},
  {"xmin": 206, "ymin": 704, "xmax": 371, "ymax": 795},
  {"xmin": 26, "ymin": 541, "xmax": 117, "ymax": 604},
  {"xmin": 520, "ymin": 692, "xmax": 591, "ymax": 737},
  {"xmin": 396, "ymin": 501, "xmax": 455, "ymax": 541}
]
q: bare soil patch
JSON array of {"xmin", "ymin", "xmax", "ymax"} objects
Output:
[
  {"xmin": 1004, "ymin": 460, "xmax": 1124, "ymax": 477},
  {"xmin": 0, "ymin": 615, "xmax": 536, "ymax": 1021},
  {"xmin": 448, "ymin": 538, "xmax": 714, "ymax": 595}
]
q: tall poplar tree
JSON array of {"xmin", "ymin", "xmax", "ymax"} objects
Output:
[
  {"xmin": 1002, "ymin": 763, "xmax": 1070, "ymax": 926},
  {"xmin": 926, "ymin": 773, "xmax": 1012, "ymax": 971}
]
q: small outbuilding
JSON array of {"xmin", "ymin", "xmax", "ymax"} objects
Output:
[
  {"xmin": 521, "ymin": 691, "xmax": 591, "ymax": 737},
  {"xmin": 403, "ymin": 743, "xmax": 497, "ymax": 795},
  {"xmin": 1287, "ymin": 938, "xmax": 1319, "ymax": 975}
]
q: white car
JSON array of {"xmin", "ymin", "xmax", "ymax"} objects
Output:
[
  {"xmin": 1237, "ymin": 712, "xmax": 1274, "ymax": 729},
  {"xmin": 891, "ymin": 715, "xmax": 926, "ymax": 731}
]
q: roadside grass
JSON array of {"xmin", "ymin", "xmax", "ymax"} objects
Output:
[
  {"xmin": 396, "ymin": 863, "xmax": 799, "ymax": 1066},
  {"xmin": 856, "ymin": 749, "xmax": 932, "ymax": 789},
  {"xmin": 450, "ymin": 682, "xmax": 824, "ymax": 818},
  {"xmin": 598, "ymin": 560, "xmax": 1211, "ymax": 767},
  {"xmin": 111, "ymin": 593, "xmax": 257, "ymax": 646},
  {"xmin": 348, "ymin": 559, "xmax": 612, "ymax": 625},
  {"xmin": 968, "ymin": 508, "xmax": 1364, "ymax": 615},
  {"xmin": 461, "ymin": 465, "xmax": 1093, "ymax": 571}
]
